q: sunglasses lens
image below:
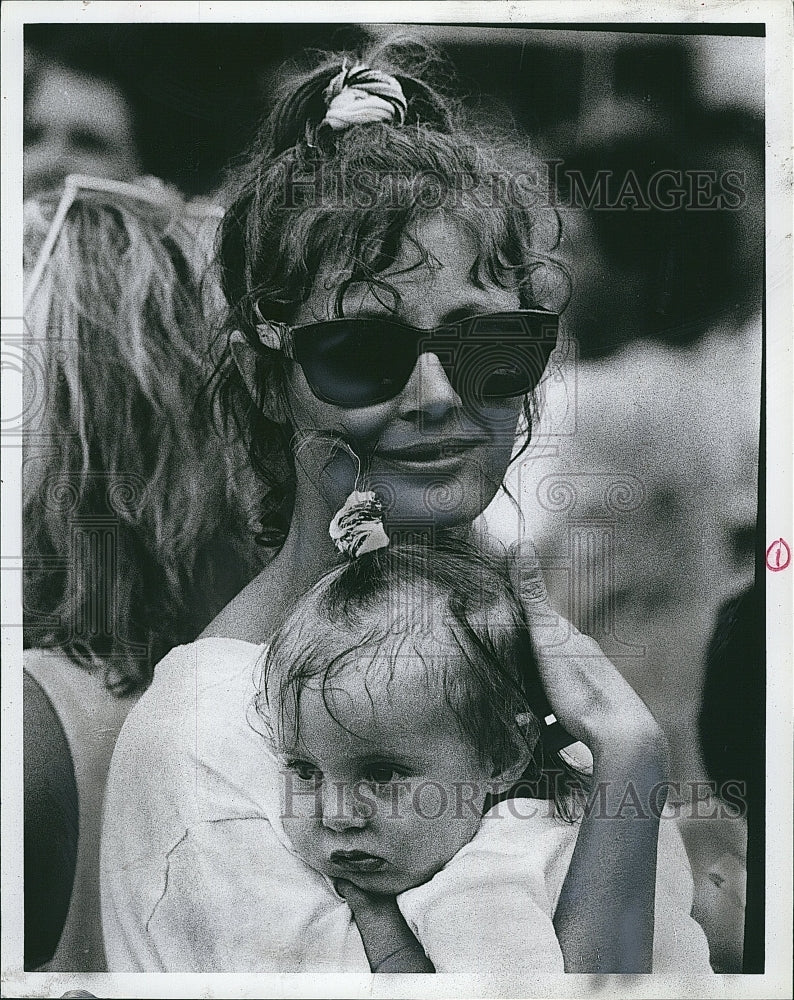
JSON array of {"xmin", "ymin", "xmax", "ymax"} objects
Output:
[
  {"xmin": 293, "ymin": 321, "xmax": 416, "ymax": 406},
  {"xmin": 432, "ymin": 313, "xmax": 559, "ymax": 401},
  {"xmin": 454, "ymin": 342, "xmax": 557, "ymax": 399},
  {"xmin": 457, "ymin": 346, "xmax": 536, "ymax": 398}
]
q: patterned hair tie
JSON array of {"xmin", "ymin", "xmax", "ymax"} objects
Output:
[
  {"xmin": 321, "ymin": 61, "xmax": 408, "ymax": 132},
  {"xmin": 329, "ymin": 490, "xmax": 390, "ymax": 559}
]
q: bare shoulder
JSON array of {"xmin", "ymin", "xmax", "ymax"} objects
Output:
[{"xmin": 199, "ymin": 563, "xmax": 288, "ymax": 644}]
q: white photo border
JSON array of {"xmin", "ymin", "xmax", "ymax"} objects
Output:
[{"xmin": 2, "ymin": 2, "xmax": 791, "ymax": 997}]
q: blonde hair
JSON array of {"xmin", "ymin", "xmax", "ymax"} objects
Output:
[{"xmin": 23, "ymin": 182, "xmax": 264, "ymax": 694}]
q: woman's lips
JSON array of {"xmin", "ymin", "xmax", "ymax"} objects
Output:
[
  {"xmin": 375, "ymin": 438, "xmax": 485, "ymax": 468},
  {"xmin": 329, "ymin": 850, "xmax": 387, "ymax": 873}
]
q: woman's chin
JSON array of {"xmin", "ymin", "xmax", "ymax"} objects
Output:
[{"xmin": 370, "ymin": 473, "xmax": 502, "ymax": 531}]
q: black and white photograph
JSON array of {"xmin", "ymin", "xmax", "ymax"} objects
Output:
[{"xmin": 1, "ymin": 2, "xmax": 791, "ymax": 997}]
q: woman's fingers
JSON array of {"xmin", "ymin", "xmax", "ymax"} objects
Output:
[
  {"xmin": 507, "ymin": 539, "xmax": 586, "ymax": 746},
  {"xmin": 507, "ymin": 537, "xmax": 663, "ymax": 751},
  {"xmin": 507, "ymin": 539, "xmax": 569, "ymax": 650}
]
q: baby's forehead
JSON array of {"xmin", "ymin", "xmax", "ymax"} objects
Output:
[
  {"xmin": 281, "ymin": 650, "xmax": 466, "ymax": 752},
  {"xmin": 267, "ymin": 568, "xmax": 518, "ymax": 699},
  {"xmin": 270, "ymin": 614, "xmax": 461, "ymax": 715},
  {"xmin": 307, "ymin": 622, "xmax": 463, "ymax": 691}
]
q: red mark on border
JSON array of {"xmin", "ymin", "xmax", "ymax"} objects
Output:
[{"xmin": 766, "ymin": 538, "xmax": 791, "ymax": 572}]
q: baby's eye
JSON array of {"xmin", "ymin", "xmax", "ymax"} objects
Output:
[
  {"xmin": 286, "ymin": 759, "xmax": 321, "ymax": 782},
  {"xmin": 363, "ymin": 764, "xmax": 403, "ymax": 785}
]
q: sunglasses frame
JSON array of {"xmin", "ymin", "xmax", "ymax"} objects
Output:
[
  {"xmin": 254, "ymin": 306, "xmax": 560, "ymax": 406},
  {"xmin": 24, "ymin": 173, "xmax": 225, "ymax": 312}
]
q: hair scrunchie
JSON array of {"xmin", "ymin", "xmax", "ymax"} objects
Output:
[
  {"xmin": 321, "ymin": 61, "xmax": 408, "ymax": 131},
  {"xmin": 329, "ymin": 490, "xmax": 390, "ymax": 558}
]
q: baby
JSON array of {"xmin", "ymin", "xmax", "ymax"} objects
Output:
[{"xmin": 254, "ymin": 537, "xmax": 714, "ymax": 973}]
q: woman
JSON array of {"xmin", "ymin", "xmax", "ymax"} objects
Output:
[
  {"xmin": 23, "ymin": 177, "xmax": 265, "ymax": 971},
  {"xmin": 101, "ymin": 43, "xmax": 675, "ymax": 973}
]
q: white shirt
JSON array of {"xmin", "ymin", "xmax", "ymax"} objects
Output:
[{"xmin": 101, "ymin": 637, "xmax": 713, "ymax": 973}]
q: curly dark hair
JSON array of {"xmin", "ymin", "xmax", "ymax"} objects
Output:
[{"xmin": 210, "ymin": 36, "xmax": 571, "ymax": 550}]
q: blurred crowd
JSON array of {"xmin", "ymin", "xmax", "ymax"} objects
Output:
[{"xmin": 22, "ymin": 22, "xmax": 764, "ymax": 974}]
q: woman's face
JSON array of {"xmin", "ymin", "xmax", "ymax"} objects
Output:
[
  {"xmin": 285, "ymin": 216, "xmax": 524, "ymax": 528},
  {"xmin": 24, "ymin": 61, "xmax": 141, "ymax": 198}
]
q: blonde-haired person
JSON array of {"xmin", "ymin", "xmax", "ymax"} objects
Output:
[{"xmin": 22, "ymin": 176, "xmax": 266, "ymax": 971}]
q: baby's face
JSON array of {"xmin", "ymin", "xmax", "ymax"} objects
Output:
[{"xmin": 273, "ymin": 655, "xmax": 495, "ymax": 895}]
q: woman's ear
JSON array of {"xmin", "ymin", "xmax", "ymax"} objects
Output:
[{"xmin": 229, "ymin": 330, "xmax": 290, "ymax": 425}]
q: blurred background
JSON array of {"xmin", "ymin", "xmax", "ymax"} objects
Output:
[
  {"xmin": 23, "ymin": 20, "xmax": 764, "ymax": 357},
  {"xmin": 23, "ymin": 20, "xmax": 764, "ymax": 972}
]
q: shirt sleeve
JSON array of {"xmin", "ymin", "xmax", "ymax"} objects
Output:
[
  {"xmin": 542, "ymin": 807, "xmax": 715, "ymax": 974},
  {"xmin": 397, "ymin": 802, "xmax": 567, "ymax": 974},
  {"xmin": 100, "ymin": 638, "xmax": 370, "ymax": 973},
  {"xmin": 101, "ymin": 645, "xmax": 203, "ymax": 970},
  {"xmin": 100, "ymin": 640, "xmax": 272, "ymax": 970},
  {"xmin": 650, "ymin": 818, "xmax": 715, "ymax": 974},
  {"xmin": 398, "ymin": 801, "xmax": 714, "ymax": 976},
  {"xmin": 142, "ymin": 815, "xmax": 367, "ymax": 972}
]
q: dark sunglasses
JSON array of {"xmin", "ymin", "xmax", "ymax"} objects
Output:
[{"xmin": 255, "ymin": 309, "xmax": 559, "ymax": 408}]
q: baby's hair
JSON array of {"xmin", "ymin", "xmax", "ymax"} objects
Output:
[
  {"xmin": 256, "ymin": 533, "xmax": 586, "ymax": 814},
  {"xmin": 23, "ymin": 184, "xmax": 265, "ymax": 694},
  {"xmin": 210, "ymin": 35, "xmax": 571, "ymax": 548}
]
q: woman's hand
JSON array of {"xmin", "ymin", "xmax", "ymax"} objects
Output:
[
  {"xmin": 334, "ymin": 879, "xmax": 435, "ymax": 973},
  {"xmin": 507, "ymin": 538, "xmax": 668, "ymax": 760},
  {"xmin": 508, "ymin": 538, "xmax": 670, "ymax": 973}
]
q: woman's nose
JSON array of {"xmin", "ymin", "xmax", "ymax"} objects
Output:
[
  {"xmin": 320, "ymin": 781, "xmax": 369, "ymax": 833},
  {"xmin": 399, "ymin": 351, "xmax": 462, "ymax": 422}
]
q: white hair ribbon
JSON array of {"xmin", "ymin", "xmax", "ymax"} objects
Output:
[
  {"xmin": 329, "ymin": 490, "xmax": 390, "ymax": 559},
  {"xmin": 321, "ymin": 62, "xmax": 408, "ymax": 132}
]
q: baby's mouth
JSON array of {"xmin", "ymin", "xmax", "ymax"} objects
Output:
[{"xmin": 329, "ymin": 849, "xmax": 387, "ymax": 873}]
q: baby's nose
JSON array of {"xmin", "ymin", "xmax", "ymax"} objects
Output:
[{"xmin": 320, "ymin": 781, "xmax": 369, "ymax": 832}]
